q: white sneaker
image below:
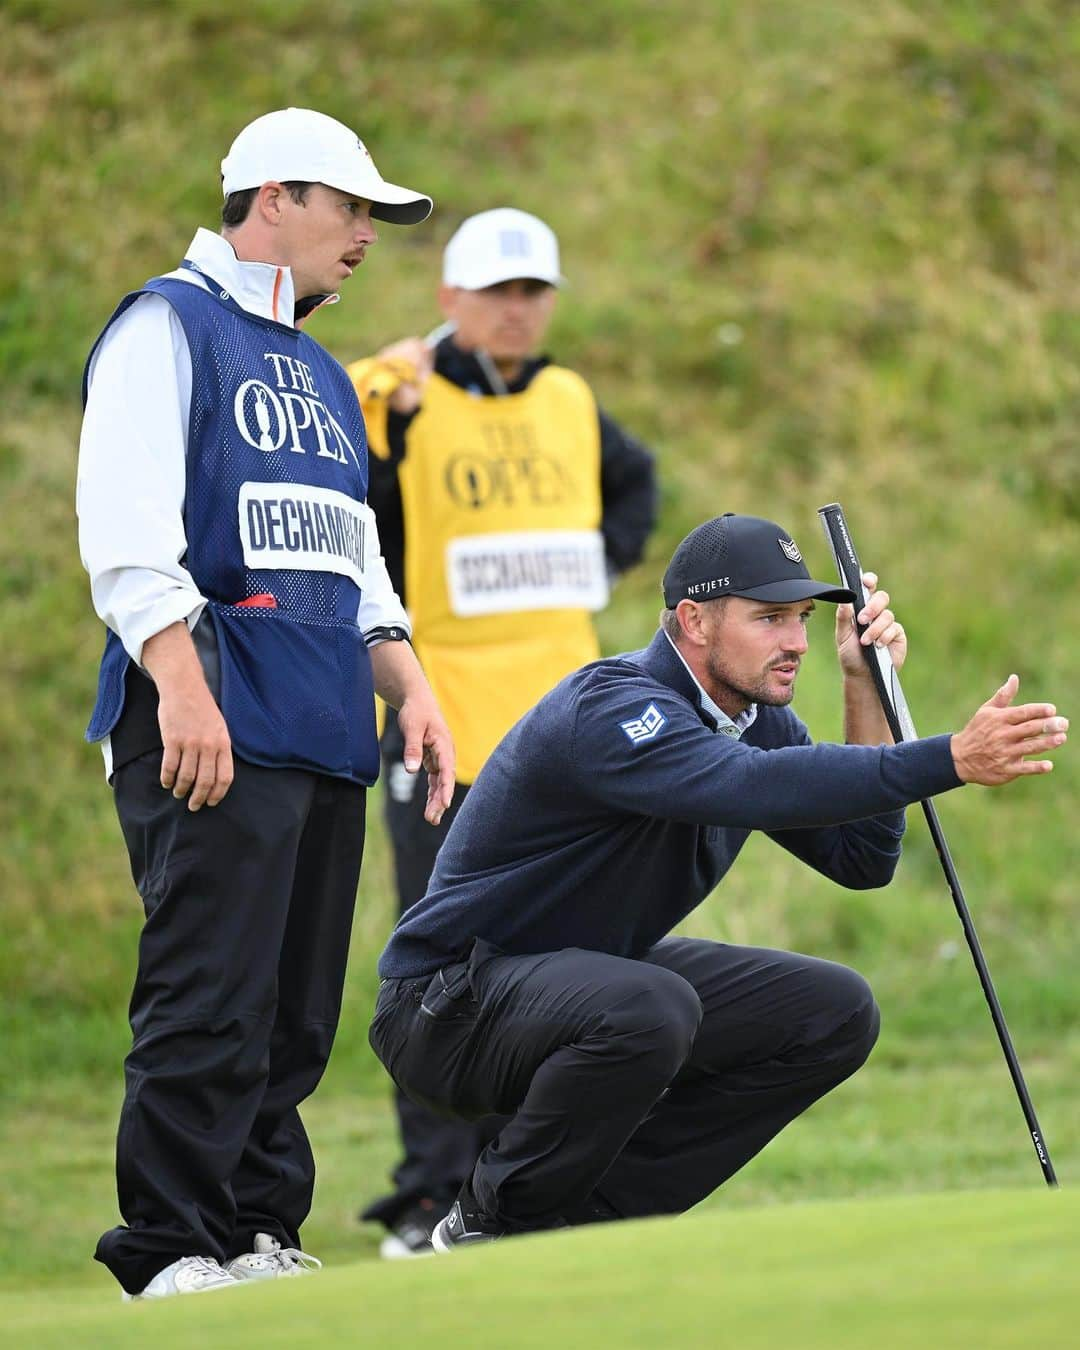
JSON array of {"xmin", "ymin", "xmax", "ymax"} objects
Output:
[
  {"xmin": 226, "ymin": 1232, "xmax": 322, "ymax": 1281},
  {"xmin": 122, "ymin": 1255, "xmax": 240, "ymax": 1301}
]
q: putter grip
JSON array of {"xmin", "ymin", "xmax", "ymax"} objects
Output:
[
  {"xmin": 817, "ymin": 502, "xmax": 909, "ymax": 744},
  {"xmin": 817, "ymin": 503, "xmax": 868, "ymax": 610}
]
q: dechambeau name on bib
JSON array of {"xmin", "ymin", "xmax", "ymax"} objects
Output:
[
  {"xmin": 238, "ymin": 482, "xmax": 373, "ymax": 588},
  {"xmin": 446, "ymin": 530, "xmax": 609, "ymax": 617}
]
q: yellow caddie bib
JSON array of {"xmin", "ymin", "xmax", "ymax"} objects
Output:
[{"xmin": 400, "ymin": 366, "xmax": 606, "ymax": 781}]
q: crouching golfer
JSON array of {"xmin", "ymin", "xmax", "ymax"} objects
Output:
[{"xmin": 369, "ymin": 512, "xmax": 1068, "ymax": 1248}]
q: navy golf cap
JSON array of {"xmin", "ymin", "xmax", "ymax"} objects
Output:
[{"xmin": 663, "ymin": 513, "xmax": 856, "ymax": 608}]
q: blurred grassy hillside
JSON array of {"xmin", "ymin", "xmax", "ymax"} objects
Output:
[{"xmin": 1, "ymin": 0, "xmax": 1078, "ymax": 1227}]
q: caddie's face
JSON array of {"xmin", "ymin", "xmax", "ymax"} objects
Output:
[
  {"xmin": 277, "ymin": 184, "xmax": 378, "ymax": 297},
  {"xmin": 697, "ymin": 596, "xmax": 816, "ymax": 710},
  {"xmin": 439, "ymin": 278, "xmax": 557, "ymax": 362}
]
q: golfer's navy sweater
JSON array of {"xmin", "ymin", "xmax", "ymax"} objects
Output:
[{"xmin": 380, "ymin": 631, "xmax": 964, "ymax": 978}]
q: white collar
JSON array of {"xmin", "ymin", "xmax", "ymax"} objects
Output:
[
  {"xmin": 182, "ymin": 228, "xmax": 306, "ymax": 327},
  {"xmin": 663, "ymin": 631, "xmax": 758, "ymax": 738}
]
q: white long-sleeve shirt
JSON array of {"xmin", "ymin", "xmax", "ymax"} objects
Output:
[{"xmin": 77, "ymin": 227, "xmax": 410, "ymax": 670}]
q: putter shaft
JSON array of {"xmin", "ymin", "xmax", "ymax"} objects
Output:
[{"xmin": 817, "ymin": 502, "xmax": 1057, "ymax": 1187}]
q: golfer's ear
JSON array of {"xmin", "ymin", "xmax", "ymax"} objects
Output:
[{"xmin": 677, "ymin": 600, "xmax": 705, "ymax": 645}]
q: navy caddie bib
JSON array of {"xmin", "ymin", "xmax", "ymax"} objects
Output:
[{"xmin": 84, "ymin": 267, "xmax": 381, "ymax": 785}]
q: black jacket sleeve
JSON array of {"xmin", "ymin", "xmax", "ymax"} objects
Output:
[
  {"xmin": 598, "ymin": 409, "xmax": 658, "ymax": 574},
  {"xmin": 762, "ymin": 720, "xmax": 907, "ymax": 889}
]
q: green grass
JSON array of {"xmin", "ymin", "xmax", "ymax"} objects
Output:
[
  {"xmin": 5, "ymin": 1189, "xmax": 1078, "ymax": 1348},
  {"xmin": 2, "ymin": 0, "xmax": 1079, "ymax": 1326}
]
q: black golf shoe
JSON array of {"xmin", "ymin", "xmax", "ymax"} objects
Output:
[
  {"xmin": 430, "ymin": 1185, "xmax": 505, "ymax": 1252},
  {"xmin": 378, "ymin": 1198, "xmax": 442, "ymax": 1259}
]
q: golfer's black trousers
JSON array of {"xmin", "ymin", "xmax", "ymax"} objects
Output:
[
  {"xmin": 369, "ymin": 937, "xmax": 880, "ymax": 1229},
  {"xmin": 95, "ymin": 752, "xmax": 365, "ymax": 1295},
  {"xmin": 362, "ymin": 724, "xmax": 501, "ymax": 1229}
]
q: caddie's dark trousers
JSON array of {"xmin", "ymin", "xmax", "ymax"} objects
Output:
[
  {"xmin": 362, "ymin": 722, "xmax": 501, "ymax": 1229},
  {"xmin": 369, "ymin": 937, "xmax": 880, "ymax": 1229},
  {"xmin": 95, "ymin": 752, "xmax": 366, "ymax": 1295}
]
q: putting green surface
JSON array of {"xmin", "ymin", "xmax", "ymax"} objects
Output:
[{"xmin": 5, "ymin": 1188, "xmax": 1075, "ymax": 1349}]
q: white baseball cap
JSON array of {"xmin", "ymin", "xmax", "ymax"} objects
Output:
[
  {"xmin": 442, "ymin": 208, "xmax": 565, "ymax": 289},
  {"xmin": 221, "ymin": 108, "xmax": 433, "ymax": 225}
]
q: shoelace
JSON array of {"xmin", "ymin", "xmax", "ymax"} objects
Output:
[
  {"xmin": 185, "ymin": 1255, "xmax": 235, "ymax": 1286},
  {"xmin": 263, "ymin": 1246, "xmax": 322, "ymax": 1274}
]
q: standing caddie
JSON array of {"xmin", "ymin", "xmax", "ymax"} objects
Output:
[
  {"xmin": 369, "ymin": 512, "xmax": 1067, "ymax": 1248},
  {"xmin": 76, "ymin": 107, "xmax": 454, "ymax": 1299},
  {"xmin": 345, "ymin": 208, "xmax": 657, "ymax": 1255}
]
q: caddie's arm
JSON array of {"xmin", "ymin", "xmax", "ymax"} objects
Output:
[
  {"xmin": 142, "ymin": 621, "xmax": 234, "ymax": 812},
  {"xmin": 598, "ymin": 411, "xmax": 658, "ymax": 575},
  {"xmin": 369, "ymin": 641, "xmax": 455, "ymax": 825},
  {"xmin": 836, "ymin": 571, "xmax": 906, "ymax": 747},
  {"xmin": 77, "ymin": 293, "xmax": 227, "ymax": 810}
]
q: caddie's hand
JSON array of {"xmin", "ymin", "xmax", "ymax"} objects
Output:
[
  {"xmin": 157, "ymin": 684, "xmax": 234, "ymax": 811},
  {"xmin": 836, "ymin": 571, "xmax": 907, "ymax": 677},
  {"xmin": 377, "ymin": 337, "xmax": 434, "ymax": 414},
  {"xmin": 398, "ymin": 696, "xmax": 456, "ymax": 825},
  {"xmin": 951, "ymin": 674, "xmax": 1068, "ymax": 785}
]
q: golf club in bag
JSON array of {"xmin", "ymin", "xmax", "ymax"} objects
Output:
[{"xmin": 817, "ymin": 501, "xmax": 1057, "ymax": 1187}]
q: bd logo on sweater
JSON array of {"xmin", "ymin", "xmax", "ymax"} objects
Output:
[
  {"xmin": 234, "ymin": 352, "xmax": 358, "ymax": 468},
  {"xmin": 620, "ymin": 703, "xmax": 667, "ymax": 745}
]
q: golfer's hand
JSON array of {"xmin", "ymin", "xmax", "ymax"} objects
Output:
[
  {"xmin": 397, "ymin": 696, "xmax": 456, "ymax": 825},
  {"xmin": 836, "ymin": 571, "xmax": 907, "ymax": 676},
  {"xmin": 952, "ymin": 675, "xmax": 1068, "ymax": 785},
  {"xmin": 377, "ymin": 337, "xmax": 434, "ymax": 414},
  {"xmin": 157, "ymin": 683, "xmax": 234, "ymax": 811}
]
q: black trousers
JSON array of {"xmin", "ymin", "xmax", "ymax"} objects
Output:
[
  {"xmin": 369, "ymin": 936, "xmax": 880, "ymax": 1229},
  {"xmin": 95, "ymin": 752, "xmax": 366, "ymax": 1295},
  {"xmin": 363, "ymin": 722, "xmax": 502, "ymax": 1228}
]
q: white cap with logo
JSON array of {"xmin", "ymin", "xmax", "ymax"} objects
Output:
[
  {"xmin": 442, "ymin": 208, "xmax": 565, "ymax": 289},
  {"xmin": 221, "ymin": 108, "xmax": 433, "ymax": 225}
]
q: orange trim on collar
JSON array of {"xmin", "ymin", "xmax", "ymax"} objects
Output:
[{"xmin": 272, "ymin": 268, "xmax": 283, "ymax": 322}]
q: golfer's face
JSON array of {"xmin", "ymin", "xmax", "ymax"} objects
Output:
[
  {"xmin": 280, "ymin": 185, "xmax": 378, "ymax": 297},
  {"xmin": 702, "ymin": 597, "xmax": 815, "ymax": 708},
  {"xmin": 441, "ymin": 279, "xmax": 557, "ymax": 363}
]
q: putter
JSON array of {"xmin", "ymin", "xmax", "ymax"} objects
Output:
[{"xmin": 817, "ymin": 501, "xmax": 1058, "ymax": 1187}]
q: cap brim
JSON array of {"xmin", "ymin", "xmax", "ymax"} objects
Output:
[
  {"xmin": 731, "ymin": 579, "xmax": 857, "ymax": 605},
  {"xmin": 370, "ymin": 192, "xmax": 433, "ymax": 225},
  {"xmin": 321, "ymin": 171, "xmax": 433, "ymax": 224}
]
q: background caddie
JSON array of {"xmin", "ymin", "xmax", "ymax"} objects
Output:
[
  {"xmin": 346, "ymin": 207, "xmax": 657, "ymax": 1256},
  {"xmin": 76, "ymin": 107, "xmax": 454, "ymax": 1300}
]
